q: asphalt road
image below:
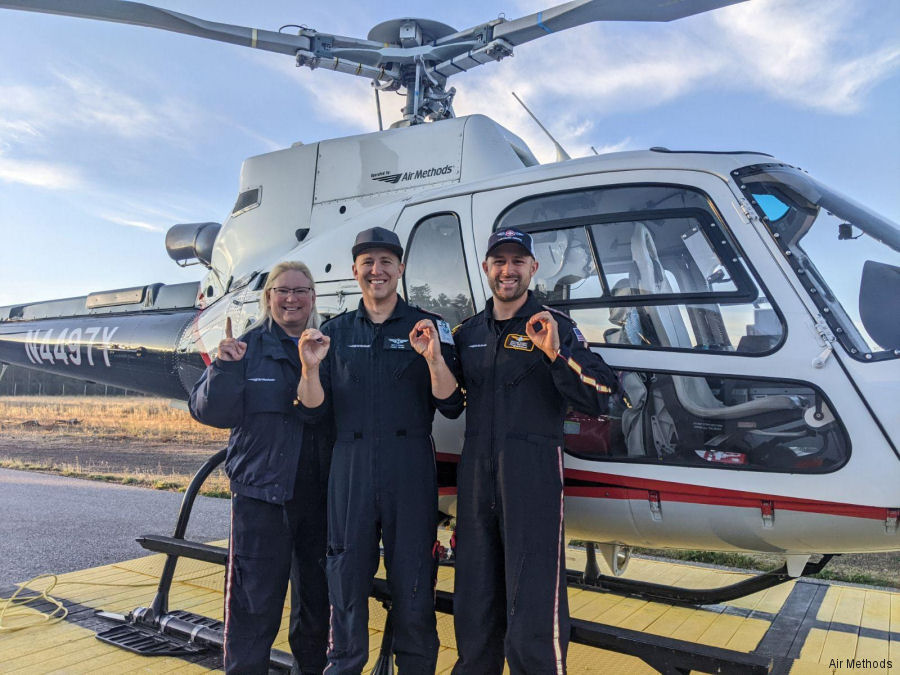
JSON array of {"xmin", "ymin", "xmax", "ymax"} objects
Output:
[{"xmin": 0, "ymin": 468, "xmax": 230, "ymax": 586}]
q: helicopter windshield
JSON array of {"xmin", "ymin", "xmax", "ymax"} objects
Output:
[{"xmin": 735, "ymin": 165, "xmax": 900, "ymax": 361}]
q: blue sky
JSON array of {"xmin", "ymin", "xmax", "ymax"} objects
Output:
[{"xmin": 0, "ymin": 0, "xmax": 897, "ymax": 306}]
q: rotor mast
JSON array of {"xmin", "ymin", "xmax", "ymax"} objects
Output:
[{"xmin": 364, "ymin": 18, "xmax": 461, "ymax": 126}]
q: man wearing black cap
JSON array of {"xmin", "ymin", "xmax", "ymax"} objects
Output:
[
  {"xmin": 297, "ymin": 226, "xmax": 464, "ymax": 673},
  {"xmin": 451, "ymin": 228, "xmax": 616, "ymax": 674}
]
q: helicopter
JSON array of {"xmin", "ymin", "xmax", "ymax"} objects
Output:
[{"xmin": 0, "ymin": 0, "xmax": 898, "ymax": 607}]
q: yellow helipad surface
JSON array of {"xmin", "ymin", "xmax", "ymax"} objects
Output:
[{"xmin": 1, "ymin": 543, "xmax": 896, "ymax": 673}]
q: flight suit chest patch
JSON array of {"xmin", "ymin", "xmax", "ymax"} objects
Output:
[
  {"xmin": 504, "ymin": 334, "xmax": 534, "ymax": 351},
  {"xmin": 384, "ymin": 337, "xmax": 413, "ymax": 351}
]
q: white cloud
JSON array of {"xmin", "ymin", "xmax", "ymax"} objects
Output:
[
  {"xmin": 446, "ymin": 0, "xmax": 900, "ymax": 156},
  {"xmin": 712, "ymin": 0, "xmax": 900, "ymax": 112},
  {"xmin": 86, "ymin": 186, "xmax": 232, "ymax": 236},
  {"xmin": 99, "ymin": 214, "xmax": 166, "ymax": 232},
  {"xmin": 240, "ymin": 48, "xmax": 378, "ymax": 131},
  {"xmin": 0, "ymin": 68, "xmax": 214, "ymax": 156},
  {"xmin": 0, "ymin": 155, "xmax": 83, "ymax": 189},
  {"xmin": 300, "ymin": 75, "xmax": 380, "ymax": 130}
]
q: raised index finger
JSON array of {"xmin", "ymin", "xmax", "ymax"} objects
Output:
[{"xmin": 225, "ymin": 316, "xmax": 233, "ymax": 340}]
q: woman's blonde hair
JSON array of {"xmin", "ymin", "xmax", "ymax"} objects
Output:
[{"xmin": 256, "ymin": 260, "xmax": 321, "ymax": 330}]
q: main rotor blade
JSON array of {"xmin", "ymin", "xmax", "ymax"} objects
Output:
[
  {"xmin": 0, "ymin": 0, "xmax": 313, "ymax": 56},
  {"xmin": 492, "ymin": 0, "xmax": 748, "ymax": 47}
]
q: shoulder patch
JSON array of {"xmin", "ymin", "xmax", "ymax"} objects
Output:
[
  {"xmin": 451, "ymin": 312, "xmax": 477, "ymax": 335},
  {"xmin": 410, "ymin": 304, "xmax": 445, "ymax": 321},
  {"xmin": 542, "ymin": 305, "xmax": 585, "ymax": 344},
  {"xmin": 542, "ymin": 305, "xmax": 574, "ymax": 324},
  {"xmin": 319, "ymin": 309, "xmax": 348, "ymax": 328}
]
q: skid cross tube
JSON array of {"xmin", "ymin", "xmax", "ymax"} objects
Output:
[
  {"xmin": 565, "ymin": 554, "xmax": 834, "ymax": 606},
  {"xmin": 370, "ymin": 579, "xmax": 771, "ymax": 674},
  {"xmin": 146, "ymin": 447, "xmax": 227, "ymax": 619},
  {"xmin": 108, "ymin": 448, "xmax": 296, "ymax": 670}
]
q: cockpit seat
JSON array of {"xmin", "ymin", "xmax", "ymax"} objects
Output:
[
  {"xmin": 626, "ymin": 223, "xmax": 803, "ymax": 421},
  {"xmin": 534, "ymin": 231, "xmax": 594, "ymax": 299}
]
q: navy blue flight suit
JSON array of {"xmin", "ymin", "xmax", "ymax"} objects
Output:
[
  {"xmin": 299, "ymin": 296, "xmax": 463, "ymax": 674},
  {"xmin": 190, "ymin": 320, "xmax": 330, "ymax": 674},
  {"xmin": 452, "ymin": 292, "xmax": 616, "ymax": 675}
]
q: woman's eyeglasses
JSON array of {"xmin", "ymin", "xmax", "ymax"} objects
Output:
[{"xmin": 271, "ymin": 287, "xmax": 312, "ymax": 297}]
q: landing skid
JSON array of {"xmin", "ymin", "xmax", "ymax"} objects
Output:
[
  {"xmin": 570, "ymin": 542, "xmax": 835, "ymax": 606},
  {"xmin": 90, "ymin": 451, "xmax": 771, "ymax": 674}
]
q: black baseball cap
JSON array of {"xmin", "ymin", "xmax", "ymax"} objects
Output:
[
  {"xmin": 486, "ymin": 228, "xmax": 535, "ymax": 258},
  {"xmin": 352, "ymin": 226, "xmax": 403, "ymax": 260}
]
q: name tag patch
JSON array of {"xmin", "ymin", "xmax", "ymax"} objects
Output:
[
  {"xmin": 384, "ymin": 337, "xmax": 412, "ymax": 351},
  {"xmin": 247, "ymin": 377, "xmax": 276, "ymax": 382},
  {"xmin": 437, "ymin": 320, "xmax": 454, "ymax": 345},
  {"xmin": 504, "ymin": 334, "xmax": 534, "ymax": 351}
]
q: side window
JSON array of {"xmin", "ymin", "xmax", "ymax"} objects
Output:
[
  {"xmin": 497, "ymin": 184, "xmax": 784, "ymax": 354},
  {"xmin": 403, "ymin": 213, "xmax": 475, "ymax": 326},
  {"xmin": 564, "ymin": 370, "xmax": 850, "ymax": 474}
]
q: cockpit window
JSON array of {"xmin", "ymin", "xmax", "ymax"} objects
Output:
[
  {"xmin": 735, "ymin": 164, "xmax": 900, "ymax": 361},
  {"xmin": 496, "ymin": 184, "xmax": 784, "ymax": 355},
  {"xmin": 754, "ymin": 194, "xmax": 790, "ymax": 221},
  {"xmin": 565, "ymin": 369, "xmax": 850, "ymax": 474}
]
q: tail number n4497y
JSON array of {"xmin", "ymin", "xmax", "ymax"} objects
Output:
[{"xmin": 24, "ymin": 327, "xmax": 119, "ymax": 367}]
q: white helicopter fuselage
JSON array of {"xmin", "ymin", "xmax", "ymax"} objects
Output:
[{"xmin": 179, "ymin": 114, "xmax": 900, "ymax": 558}]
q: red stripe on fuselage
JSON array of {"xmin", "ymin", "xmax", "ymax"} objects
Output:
[
  {"xmin": 563, "ymin": 468, "xmax": 890, "ymax": 520},
  {"xmin": 434, "ymin": 454, "xmax": 891, "ymax": 520},
  {"xmin": 191, "ymin": 313, "xmax": 211, "ymax": 366}
]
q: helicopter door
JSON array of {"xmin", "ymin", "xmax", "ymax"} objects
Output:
[
  {"xmin": 392, "ymin": 196, "xmax": 478, "ymax": 504},
  {"xmin": 469, "ymin": 171, "xmax": 891, "ymax": 551},
  {"xmin": 393, "ymin": 196, "xmax": 481, "ymax": 324}
]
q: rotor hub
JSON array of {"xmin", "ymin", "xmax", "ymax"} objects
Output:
[{"xmin": 367, "ymin": 18, "xmax": 457, "ymax": 47}]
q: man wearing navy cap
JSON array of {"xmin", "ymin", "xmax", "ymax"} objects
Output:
[
  {"xmin": 297, "ymin": 226, "xmax": 464, "ymax": 673},
  {"xmin": 452, "ymin": 228, "xmax": 617, "ymax": 674}
]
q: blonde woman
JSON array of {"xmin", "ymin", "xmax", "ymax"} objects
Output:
[{"xmin": 190, "ymin": 261, "xmax": 330, "ymax": 674}]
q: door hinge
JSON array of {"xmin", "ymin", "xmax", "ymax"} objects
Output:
[
  {"xmin": 648, "ymin": 491, "xmax": 662, "ymax": 522},
  {"xmin": 761, "ymin": 500, "xmax": 775, "ymax": 529},
  {"xmin": 886, "ymin": 508, "xmax": 899, "ymax": 534},
  {"xmin": 736, "ymin": 198, "xmax": 761, "ymax": 225},
  {"xmin": 812, "ymin": 316, "xmax": 837, "ymax": 368}
]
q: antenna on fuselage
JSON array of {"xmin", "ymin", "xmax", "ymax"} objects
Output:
[{"xmin": 511, "ymin": 92, "xmax": 571, "ymax": 162}]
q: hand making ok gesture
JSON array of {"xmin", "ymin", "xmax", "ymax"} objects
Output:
[
  {"xmin": 299, "ymin": 328, "xmax": 330, "ymax": 370},
  {"xmin": 409, "ymin": 319, "xmax": 442, "ymax": 364},
  {"xmin": 525, "ymin": 311, "xmax": 560, "ymax": 361}
]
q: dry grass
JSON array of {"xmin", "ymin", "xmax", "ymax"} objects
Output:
[
  {"xmin": 0, "ymin": 456, "xmax": 231, "ymax": 498},
  {"xmin": 0, "ymin": 396, "xmax": 229, "ymax": 497},
  {"xmin": 0, "ymin": 396, "xmax": 228, "ymax": 443}
]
